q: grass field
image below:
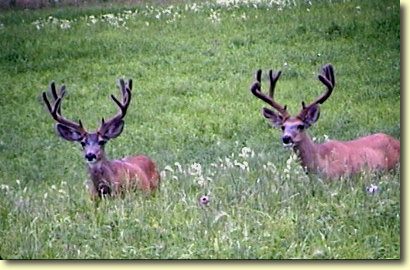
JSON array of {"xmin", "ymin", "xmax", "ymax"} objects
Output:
[{"xmin": 0, "ymin": 0, "xmax": 400, "ymax": 259}]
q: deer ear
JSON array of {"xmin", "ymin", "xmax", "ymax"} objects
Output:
[
  {"xmin": 100, "ymin": 120, "xmax": 124, "ymax": 140},
  {"xmin": 262, "ymin": 107, "xmax": 284, "ymax": 127},
  {"xmin": 303, "ymin": 104, "xmax": 320, "ymax": 127},
  {"xmin": 55, "ymin": 123, "xmax": 83, "ymax": 141}
]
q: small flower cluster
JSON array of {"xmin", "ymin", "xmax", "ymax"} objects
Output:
[
  {"xmin": 31, "ymin": 16, "xmax": 74, "ymax": 30},
  {"xmin": 262, "ymin": 161, "xmax": 277, "ymax": 174},
  {"xmin": 215, "ymin": 0, "xmax": 299, "ymax": 9},
  {"xmin": 29, "ymin": 1, "xmax": 303, "ymax": 31},
  {"xmin": 210, "ymin": 146, "xmax": 253, "ymax": 172},
  {"xmin": 100, "ymin": 13, "xmax": 127, "ymax": 28},
  {"xmin": 283, "ymin": 153, "xmax": 300, "ymax": 179},
  {"xmin": 43, "ymin": 180, "xmax": 70, "ymax": 201},
  {"xmin": 161, "ymin": 145, "xmax": 254, "ymax": 188},
  {"xmin": 162, "ymin": 161, "xmax": 214, "ymax": 187},
  {"xmin": 209, "ymin": 9, "xmax": 221, "ymax": 23},
  {"xmin": 1, "ymin": 183, "xmax": 10, "ymax": 193}
]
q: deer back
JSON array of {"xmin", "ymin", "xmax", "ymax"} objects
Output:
[{"xmin": 109, "ymin": 155, "xmax": 160, "ymax": 192}]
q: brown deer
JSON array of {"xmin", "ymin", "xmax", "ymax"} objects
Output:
[
  {"xmin": 42, "ymin": 79, "xmax": 160, "ymax": 197},
  {"xmin": 250, "ymin": 64, "xmax": 400, "ymax": 179}
]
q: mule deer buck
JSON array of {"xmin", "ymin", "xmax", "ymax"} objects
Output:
[
  {"xmin": 42, "ymin": 79, "xmax": 160, "ymax": 197},
  {"xmin": 249, "ymin": 64, "xmax": 400, "ymax": 179}
]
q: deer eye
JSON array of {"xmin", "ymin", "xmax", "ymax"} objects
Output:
[
  {"xmin": 98, "ymin": 140, "xmax": 106, "ymax": 146},
  {"xmin": 80, "ymin": 141, "xmax": 86, "ymax": 147},
  {"xmin": 281, "ymin": 126, "xmax": 286, "ymax": 131},
  {"xmin": 297, "ymin": 124, "xmax": 305, "ymax": 130}
]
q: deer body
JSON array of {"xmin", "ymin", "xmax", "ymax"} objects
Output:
[
  {"xmin": 42, "ymin": 79, "xmax": 160, "ymax": 197},
  {"xmin": 88, "ymin": 155, "xmax": 159, "ymax": 197},
  {"xmin": 294, "ymin": 132, "xmax": 400, "ymax": 178},
  {"xmin": 250, "ymin": 65, "xmax": 400, "ymax": 179}
]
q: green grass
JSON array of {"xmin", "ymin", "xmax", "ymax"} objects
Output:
[{"xmin": 0, "ymin": 0, "xmax": 400, "ymax": 259}]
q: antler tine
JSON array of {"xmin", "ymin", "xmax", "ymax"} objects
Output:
[
  {"xmin": 323, "ymin": 64, "xmax": 335, "ymax": 87},
  {"xmin": 42, "ymin": 82, "xmax": 85, "ymax": 132},
  {"xmin": 50, "ymin": 82, "xmax": 67, "ymax": 115},
  {"xmin": 49, "ymin": 81, "xmax": 59, "ymax": 114},
  {"xmin": 114, "ymin": 78, "xmax": 132, "ymax": 106},
  {"xmin": 268, "ymin": 69, "xmax": 282, "ymax": 99},
  {"xmin": 118, "ymin": 78, "xmax": 126, "ymax": 95},
  {"xmin": 100, "ymin": 79, "xmax": 133, "ymax": 131},
  {"xmin": 316, "ymin": 64, "xmax": 335, "ymax": 103},
  {"xmin": 250, "ymin": 69, "xmax": 289, "ymax": 117},
  {"xmin": 299, "ymin": 64, "xmax": 335, "ymax": 118},
  {"xmin": 128, "ymin": 79, "xmax": 133, "ymax": 91}
]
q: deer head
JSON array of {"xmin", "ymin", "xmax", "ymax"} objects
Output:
[
  {"xmin": 42, "ymin": 79, "xmax": 132, "ymax": 164},
  {"xmin": 250, "ymin": 64, "xmax": 335, "ymax": 146}
]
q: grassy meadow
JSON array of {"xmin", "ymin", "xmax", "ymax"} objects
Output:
[{"xmin": 0, "ymin": 0, "xmax": 400, "ymax": 259}]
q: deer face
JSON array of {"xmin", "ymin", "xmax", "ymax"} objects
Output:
[
  {"xmin": 262, "ymin": 104, "xmax": 321, "ymax": 146},
  {"xmin": 55, "ymin": 120, "xmax": 124, "ymax": 164},
  {"xmin": 280, "ymin": 118, "xmax": 307, "ymax": 146},
  {"xmin": 250, "ymin": 65, "xmax": 334, "ymax": 147},
  {"xmin": 80, "ymin": 133, "xmax": 106, "ymax": 164},
  {"xmin": 54, "ymin": 124, "xmax": 106, "ymax": 164},
  {"xmin": 43, "ymin": 79, "xmax": 130, "ymax": 165}
]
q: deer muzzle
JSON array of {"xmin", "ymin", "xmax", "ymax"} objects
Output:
[
  {"xmin": 282, "ymin": 135, "xmax": 294, "ymax": 146},
  {"xmin": 85, "ymin": 153, "xmax": 97, "ymax": 163}
]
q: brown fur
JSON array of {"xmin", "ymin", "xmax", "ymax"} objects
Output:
[
  {"xmin": 294, "ymin": 131, "xmax": 400, "ymax": 179},
  {"xmin": 88, "ymin": 155, "xmax": 160, "ymax": 197}
]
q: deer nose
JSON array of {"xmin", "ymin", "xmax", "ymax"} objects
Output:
[
  {"xmin": 282, "ymin": 135, "xmax": 292, "ymax": 145},
  {"xmin": 85, "ymin": 153, "xmax": 97, "ymax": 162}
]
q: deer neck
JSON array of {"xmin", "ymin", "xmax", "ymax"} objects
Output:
[
  {"xmin": 292, "ymin": 133, "xmax": 319, "ymax": 173},
  {"xmin": 87, "ymin": 157, "xmax": 113, "ymax": 189}
]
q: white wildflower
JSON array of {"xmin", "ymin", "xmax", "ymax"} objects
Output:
[
  {"xmin": 160, "ymin": 171, "xmax": 167, "ymax": 179},
  {"xmin": 60, "ymin": 20, "xmax": 71, "ymax": 29},
  {"xmin": 234, "ymin": 160, "xmax": 249, "ymax": 171},
  {"xmin": 189, "ymin": 163, "xmax": 202, "ymax": 176},
  {"xmin": 89, "ymin": 15, "xmax": 98, "ymax": 24},
  {"xmin": 225, "ymin": 157, "xmax": 233, "ymax": 168},
  {"xmin": 209, "ymin": 9, "xmax": 221, "ymax": 23},
  {"xmin": 195, "ymin": 175, "xmax": 206, "ymax": 186},
  {"xmin": 174, "ymin": 162, "xmax": 182, "ymax": 172},
  {"xmin": 239, "ymin": 146, "xmax": 254, "ymax": 158},
  {"xmin": 263, "ymin": 161, "xmax": 277, "ymax": 172},
  {"xmin": 213, "ymin": 211, "xmax": 228, "ymax": 224},
  {"xmin": 1, "ymin": 184, "xmax": 9, "ymax": 192},
  {"xmin": 102, "ymin": 14, "xmax": 115, "ymax": 19},
  {"xmin": 164, "ymin": 165, "xmax": 174, "ymax": 172}
]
